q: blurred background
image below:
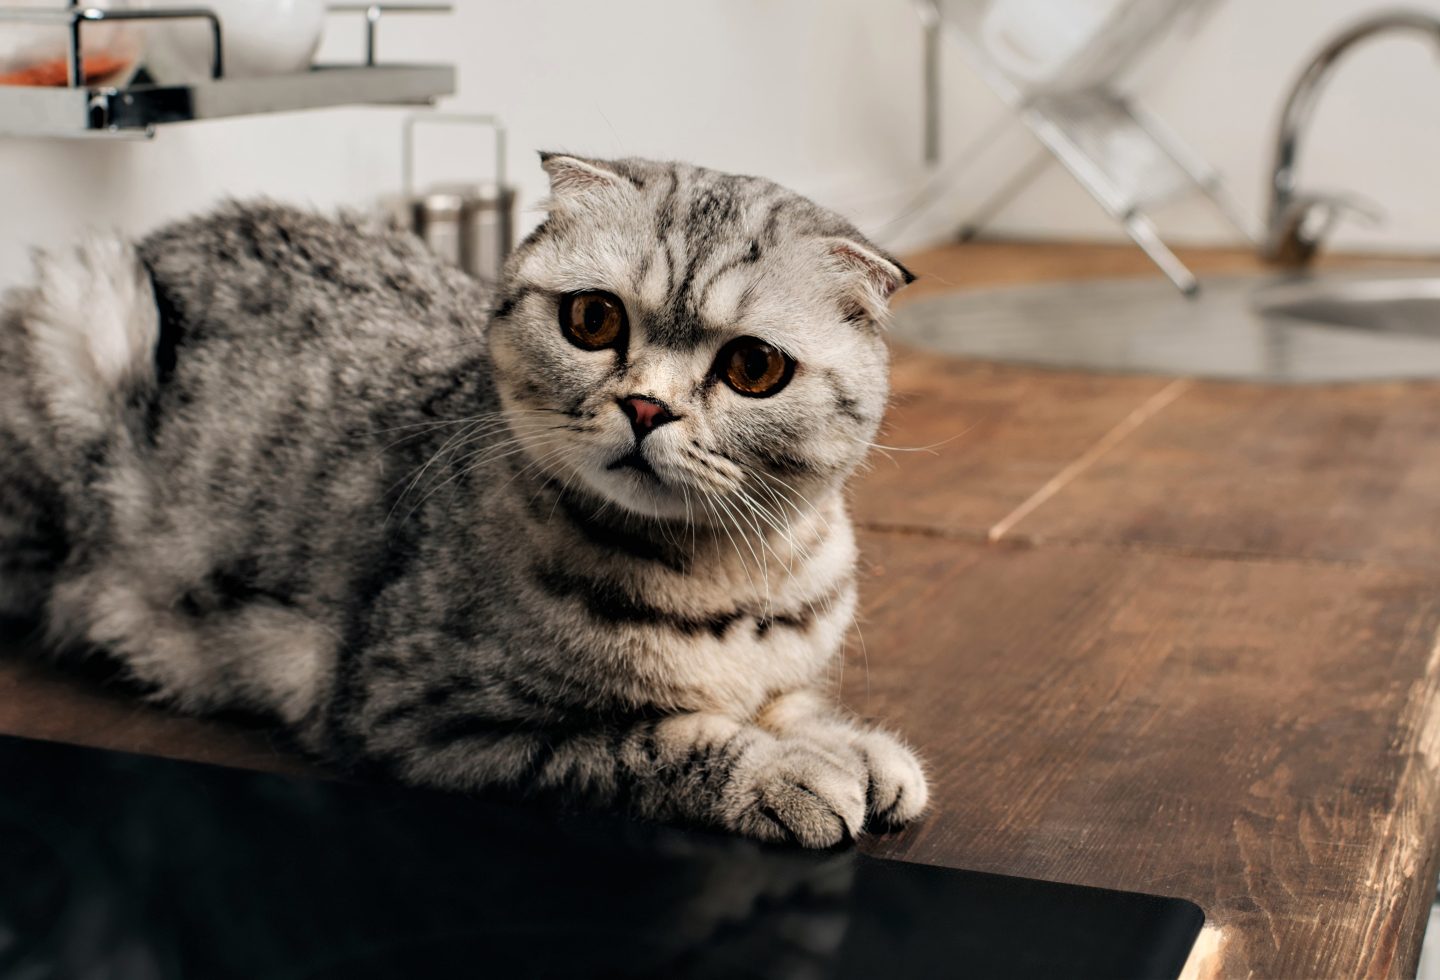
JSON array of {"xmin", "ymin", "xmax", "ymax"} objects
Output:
[{"xmin": 2, "ymin": 0, "xmax": 1438, "ymax": 291}]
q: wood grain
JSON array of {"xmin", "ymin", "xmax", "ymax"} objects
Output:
[
  {"xmin": 1012, "ymin": 378, "xmax": 1440, "ymax": 568},
  {"xmin": 846, "ymin": 531, "xmax": 1440, "ymax": 978},
  {"xmin": 851, "ymin": 348, "xmax": 1173, "ymax": 536}
]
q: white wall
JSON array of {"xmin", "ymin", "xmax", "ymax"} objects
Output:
[{"xmin": 1, "ymin": 0, "xmax": 1437, "ymax": 291}]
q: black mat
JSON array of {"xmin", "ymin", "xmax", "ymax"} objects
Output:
[{"xmin": 0, "ymin": 734, "xmax": 1202, "ymax": 979}]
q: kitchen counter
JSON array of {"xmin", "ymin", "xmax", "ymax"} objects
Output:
[{"xmin": 6, "ymin": 240, "xmax": 1440, "ymax": 977}]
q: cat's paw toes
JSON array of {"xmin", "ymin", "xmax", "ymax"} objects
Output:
[
  {"xmin": 736, "ymin": 740, "xmax": 867, "ymax": 848},
  {"xmin": 853, "ymin": 730, "xmax": 929, "ymax": 831}
]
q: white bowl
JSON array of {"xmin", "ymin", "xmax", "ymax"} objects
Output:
[{"xmin": 141, "ymin": 0, "xmax": 326, "ymax": 85}]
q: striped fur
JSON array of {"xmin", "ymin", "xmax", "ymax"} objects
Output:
[{"xmin": 0, "ymin": 156, "xmax": 926, "ymax": 846}]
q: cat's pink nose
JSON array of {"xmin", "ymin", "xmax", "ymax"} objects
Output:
[{"xmin": 618, "ymin": 395, "xmax": 677, "ymax": 438}]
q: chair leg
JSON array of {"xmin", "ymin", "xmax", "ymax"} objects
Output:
[
  {"xmin": 1122, "ymin": 212, "xmax": 1199, "ymax": 296},
  {"xmin": 957, "ymin": 148, "xmax": 1052, "ymax": 242},
  {"xmin": 1020, "ymin": 101, "xmax": 1201, "ymax": 296}
]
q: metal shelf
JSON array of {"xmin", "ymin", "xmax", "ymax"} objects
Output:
[{"xmin": 0, "ymin": 3, "xmax": 454, "ymax": 139}]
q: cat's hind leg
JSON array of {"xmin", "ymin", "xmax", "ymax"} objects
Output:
[{"xmin": 48, "ymin": 566, "xmax": 337, "ymax": 727}]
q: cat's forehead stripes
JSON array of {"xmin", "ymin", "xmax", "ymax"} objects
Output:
[
  {"xmin": 637, "ymin": 172, "xmax": 805, "ymax": 348},
  {"xmin": 637, "ymin": 245, "xmax": 766, "ymax": 350}
]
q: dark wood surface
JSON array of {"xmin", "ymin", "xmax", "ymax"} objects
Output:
[
  {"xmin": 851, "ymin": 350, "xmax": 1176, "ymax": 535},
  {"xmin": 1012, "ymin": 378, "xmax": 1440, "ymax": 569},
  {"xmin": 844, "ymin": 530, "xmax": 1440, "ymax": 978},
  {"xmin": 6, "ymin": 240, "xmax": 1440, "ymax": 977}
]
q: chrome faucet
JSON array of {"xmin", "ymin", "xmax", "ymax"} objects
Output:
[{"xmin": 1265, "ymin": 9, "xmax": 1440, "ymax": 267}]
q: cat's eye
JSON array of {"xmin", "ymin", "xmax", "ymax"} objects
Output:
[
  {"xmin": 716, "ymin": 337, "xmax": 795, "ymax": 398},
  {"xmin": 560, "ymin": 291, "xmax": 627, "ymax": 351}
]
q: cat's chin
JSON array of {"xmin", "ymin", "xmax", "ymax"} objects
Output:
[{"xmin": 577, "ymin": 464, "xmax": 695, "ymax": 524}]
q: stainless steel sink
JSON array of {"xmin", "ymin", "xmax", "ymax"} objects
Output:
[
  {"xmin": 1255, "ymin": 277, "xmax": 1440, "ymax": 337},
  {"xmin": 890, "ymin": 268, "xmax": 1440, "ymax": 383}
]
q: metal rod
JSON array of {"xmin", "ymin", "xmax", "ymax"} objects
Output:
[
  {"xmin": 1021, "ymin": 104, "xmax": 1200, "ymax": 297},
  {"xmin": 915, "ymin": 0, "xmax": 941, "ymax": 166},
  {"xmin": 366, "ymin": 4, "xmax": 379, "ymax": 66},
  {"xmin": 67, "ymin": 14, "xmax": 81, "ymax": 88},
  {"xmin": 1123, "ymin": 213, "xmax": 1199, "ymax": 297},
  {"xmin": 67, "ymin": 0, "xmax": 81, "ymax": 86},
  {"xmin": 957, "ymin": 148, "xmax": 1050, "ymax": 242},
  {"xmin": 403, "ymin": 112, "xmax": 507, "ymax": 195},
  {"xmin": 324, "ymin": 3, "xmax": 451, "ymax": 66},
  {"xmin": 325, "ymin": 3, "xmax": 451, "ymax": 9},
  {"xmin": 0, "ymin": 7, "xmax": 81, "ymax": 19}
]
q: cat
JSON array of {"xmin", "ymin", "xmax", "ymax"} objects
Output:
[{"xmin": 0, "ymin": 154, "xmax": 928, "ymax": 847}]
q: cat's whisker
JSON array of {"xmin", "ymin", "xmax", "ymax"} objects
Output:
[
  {"xmin": 389, "ymin": 418, "xmax": 522, "ymax": 474},
  {"xmin": 537, "ymin": 455, "xmax": 586, "ymax": 523},
  {"xmin": 397, "ymin": 442, "xmax": 537, "ymax": 526},
  {"xmin": 385, "ymin": 417, "xmax": 492, "ymax": 521},
  {"xmin": 388, "ymin": 418, "xmax": 550, "ymax": 522},
  {"xmin": 754, "ymin": 471, "xmax": 833, "ymax": 536},
  {"xmin": 369, "ymin": 409, "xmax": 550, "ymax": 436},
  {"xmin": 846, "ymin": 425, "xmax": 977, "ymax": 455},
  {"xmin": 698, "ymin": 492, "xmax": 761, "ymax": 607},
  {"xmin": 371, "ymin": 410, "xmax": 556, "ymax": 454},
  {"xmin": 668, "ymin": 461, "xmax": 733, "ymax": 499},
  {"xmin": 398, "ymin": 432, "xmax": 570, "ymax": 526},
  {"xmin": 735, "ymin": 486, "xmax": 807, "ymax": 575},
  {"xmin": 753, "ymin": 481, "xmax": 822, "ymax": 556},
  {"xmin": 735, "ymin": 495, "xmax": 797, "ymax": 601},
  {"xmin": 492, "ymin": 440, "xmax": 579, "ymax": 498},
  {"xmin": 451, "ymin": 432, "xmax": 569, "ymax": 485},
  {"xmin": 750, "ymin": 475, "xmax": 819, "ymax": 539},
  {"xmin": 421, "ymin": 438, "xmax": 574, "ymax": 524},
  {"xmin": 845, "ymin": 423, "xmax": 978, "ymax": 472},
  {"xmin": 682, "ymin": 483, "xmax": 696, "ymax": 551},
  {"xmin": 711, "ymin": 490, "xmax": 771, "ymax": 611},
  {"xmin": 726, "ymin": 495, "xmax": 777, "ymax": 612},
  {"xmin": 391, "ymin": 413, "xmax": 525, "ymax": 494}
]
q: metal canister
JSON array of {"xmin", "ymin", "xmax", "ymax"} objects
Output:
[
  {"xmin": 455, "ymin": 180, "xmax": 516, "ymax": 283},
  {"xmin": 407, "ymin": 188, "xmax": 467, "ymax": 269},
  {"xmin": 393, "ymin": 113, "xmax": 516, "ymax": 282}
]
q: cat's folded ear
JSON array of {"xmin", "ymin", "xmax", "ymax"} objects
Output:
[
  {"xmin": 538, "ymin": 152, "xmax": 632, "ymax": 212},
  {"xmin": 823, "ymin": 238, "xmax": 916, "ymax": 326}
]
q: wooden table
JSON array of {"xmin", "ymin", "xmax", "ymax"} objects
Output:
[{"xmin": 6, "ymin": 242, "xmax": 1440, "ymax": 977}]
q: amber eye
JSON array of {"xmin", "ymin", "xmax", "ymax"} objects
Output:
[
  {"xmin": 560, "ymin": 291, "xmax": 627, "ymax": 350},
  {"xmin": 717, "ymin": 337, "xmax": 795, "ymax": 398}
]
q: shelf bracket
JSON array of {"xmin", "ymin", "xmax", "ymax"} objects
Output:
[{"xmin": 326, "ymin": 3, "xmax": 452, "ymax": 67}]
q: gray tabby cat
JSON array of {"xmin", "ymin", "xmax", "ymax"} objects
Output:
[{"xmin": 0, "ymin": 154, "xmax": 927, "ymax": 847}]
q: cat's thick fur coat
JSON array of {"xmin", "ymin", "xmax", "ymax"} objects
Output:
[{"xmin": 0, "ymin": 156, "xmax": 927, "ymax": 846}]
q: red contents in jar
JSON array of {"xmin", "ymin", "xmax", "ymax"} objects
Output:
[{"xmin": 0, "ymin": 52, "xmax": 131, "ymax": 87}]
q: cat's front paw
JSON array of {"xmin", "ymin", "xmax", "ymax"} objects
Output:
[
  {"xmin": 731, "ymin": 738, "xmax": 867, "ymax": 848},
  {"xmin": 852, "ymin": 729, "xmax": 929, "ymax": 831}
]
